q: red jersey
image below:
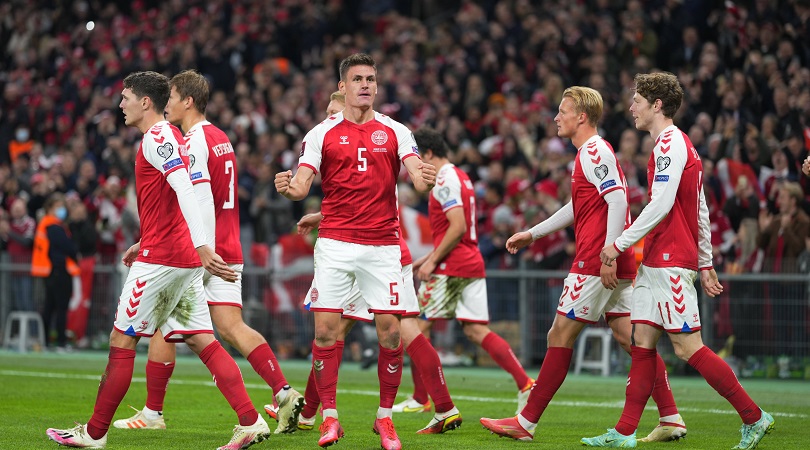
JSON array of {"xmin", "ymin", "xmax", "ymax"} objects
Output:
[
  {"xmin": 399, "ymin": 234, "xmax": 412, "ymax": 266},
  {"xmin": 135, "ymin": 121, "xmax": 200, "ymax": 268},
  {"xmin": 185, "ymin": 120, "xmax": 243, "ymax": 264},
  {"xmin": 570, "ymin": 135, "xmax": 636, "ymax": 278},
  {"xmin": 428, "ymin": 163, "xmax": 485, "ymax": 277},
  {"xmin": 616, "ymin": 125, "xmax": 711, "ymax": 270},
  {"xmin": 298, "ymin": 111, "xmax": 420, "ymax": 245}
]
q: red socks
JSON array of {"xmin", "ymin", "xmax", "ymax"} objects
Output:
[
  {"xmin": 378, "ymin": 343, "xmax": 403, "ymax": 408},
  {"xmin": 520, "ymin": 347, "xmax": 573, "ymax": 423},
  {"xmin": 303, "ymin": 340, "xmax": 343, "ymax": 418},
  {"xmin": 407, "ymin": 334, "xmax": 453, "ymax": 413},
  {"xmin": 651, "ymin": 353, "xmax": 679, "ymax": 418},
  {"xmin": 199, "ymin": 341, "xmax": 258, "ymax": 426},
  {"xmin": 247, "ymin": 343, "xmax": 288, "ymax": 395},
  {"xmin": 688, "ymin": 345, "xmax": 761, "ymax": 424},
  {"xmin": 312, "ymin": 341, "xmax": 340, "ymax": 410},
  {"xmin": 481, "ymin": 331, "xmax": 530, "ymax": 389},
  {"xmin": 615, "ymin": 346, "xmax": 657, "ymax": 436},
  {"xmin": 145, "ymin": 360, "xmax": 175, "ymax": 412},
  {"xmin": 87, "ymin": 347, "xmax": 136, "ymax": 439}
]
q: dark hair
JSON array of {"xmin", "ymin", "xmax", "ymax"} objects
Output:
[
  {"xmin": 170, "ymin": 70, "xmax": 210, "ymax": 114},
  {"xmin": 634, "ymin": 72, "xmax": 683, "ymax": 119},
  {"xmin": 414, "ymin": 127, "xmax": 449, "ymax": 159},
  {"xmin": 43, "ymin": 192, "xmax": 65, "ymax": 212},
  {"xmin": 123, "ymin": 71, "xmax": 170, "ymax": 113},
  {"xmin": 339, "ymin": 53, "xmax": 376, "ymax": 81}
]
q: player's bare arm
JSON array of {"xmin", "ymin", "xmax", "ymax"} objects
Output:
[
  {"xmin": 699, "ymin": 267, "xmax": 723, "ymax": 297},
  {"xmin": 297, "ymin": 211, "xmax": 323, "ymax": 236},
  {"xmin": 417, "ymin": 207, "xmax": 465, "ymax": 281},
  {"xmin": 505, "ymin": 231, "xmax": 533, "ymax": 254},
  {"xmin": 122, "ymin": 241, "xmax": 140, "ymax": 267},
  {"xmin": 275, "ymin": 167, "xmax": 315, "ymax": 201},
  {"xmin": 600, "ymin": 244, "xmax": 620, "ymax": 266},
  {"xmin": 403, "ymin": 157, "xmax": 436, "ymax": 193}
]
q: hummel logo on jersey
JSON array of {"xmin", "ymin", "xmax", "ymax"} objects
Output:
[
  {"xmin": 314, "ymin": 360, "xmax": 324, "ymax": 371},
  {"xmin": 387, "ymin": 363, "xmax": 400, "ymax": 374},
  {"xmin": 339, "ymin": 136, "xmax": 349, "ymax": 144}
]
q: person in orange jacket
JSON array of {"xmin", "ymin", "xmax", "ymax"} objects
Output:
[{"xmin": 32, "ymin": 192, "xmax": 79, "ymax": 350}]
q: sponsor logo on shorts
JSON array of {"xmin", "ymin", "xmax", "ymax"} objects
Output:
[{"xmin": 311, "ymin": 288, "xmax": 319, "ymax": 303}]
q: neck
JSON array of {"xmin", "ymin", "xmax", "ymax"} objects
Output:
[
  {"xmin": 433, "ymin": 157, "xmax": 451, "ymax": 171},
  {"xmin": 648, "ymin": 117, "xmax": 674, "ymax": 141},
  {"xmin": 181, "ymin": 112, "xmax": 206, "ymax": 134},
  {"xmin": 571, "ymin": 127, "xmax": 598, "ymax": 149},
  {"xmin": 343, "ymin": 105, "xmax": 374, "ymax": 124},
  {"xmin": 137, "ymin": 113, "xmax": 163, "ymax": 134}
]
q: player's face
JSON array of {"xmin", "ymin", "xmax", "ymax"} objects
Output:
[
  {"xmin": 325, "ymin": 100, "xmax": 345, "ymax": 117},
  {"xmin": 629, "ymin": 92, "xmax": 653, "ymax": 132},
  {"xmin": 554, "ymin": 97, "xmax": 580, "ymax": 139},
  {"xmin": 340, "ymin": 65, "xmax": 377, "ymax": 109},
  {"xmin": 119, "ymin": 88, "xmax": 143, "ymax": 128},
  {"xmin": 164, "ymin": 86, "xmax": 186, "ymax": 126}
]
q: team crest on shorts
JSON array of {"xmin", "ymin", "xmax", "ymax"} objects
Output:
[
  {"xmin": 310, "ymin": 288, "xmax": 319, "ymax": 303},
  {"xmin": 371, "ymin": 130, "xmax": 388, "ymax": 145}
]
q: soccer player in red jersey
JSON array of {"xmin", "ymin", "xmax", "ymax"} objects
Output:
[
  {"xmin": 413, "ymin": 127, "xmax": 534, "ymax": 414},
  {"xmin": 267, "ymin": 92, "xmax": 460, "ymax": 436},
  {"xmin": 46, "ymin": 71, "xmax": 269, "ymax": 450},
  {"xmin": 583, "ymin": 73, "xmax": 774, "ymax": 449},
  {"xmin": 112, "ymin": 70, "xmax": 303, "ymax": 436},
  {"xmin": 480, "ymin": 86, "xmax": 685, "ymax": 443},
  {"xmin": 275, "ymin": 54, "xmax": 436, "ymax": 450}
]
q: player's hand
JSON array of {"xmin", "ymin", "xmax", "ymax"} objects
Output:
[
  {"xmin": 505, "ymin": 231, "xmax": 533, "ymax": 254},
  {"xmin": 274, "ymin": 170, "xmax": 293, "ymax": 195},
  {"xmin": 600, "ymin": 261, "xmax": 619, "ymax": 289},
  {"xmin": 600, "ymin": 244, "xmax": 620, "ymax": 266},
  {"xmin": 416, "ymin": 259, "xmax": 437, "ymax": 281},
  {"xmin": 122, "ymin": 242, "xmax": 141, "ymax": 267},
  {"xmin": 297, "ymin": 212, "xmax": 323, "ymax": 235},
  {"xmin": 700, "ymin": 268, "xmax": 723, "ymax": 297},
  {"xmin": 420, "ymin": 162, "xmax": 436, "ymax": 190},
  {"xmin": 412, "ymin": 253, "xmax": 431, "ymax": 270},
  {"xmin": 196, "ymin": 245, "xmax": 238, "ymax": 282}
]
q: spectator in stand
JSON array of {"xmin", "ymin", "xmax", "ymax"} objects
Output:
[
  {"xmin": 724, "ymin": 176, "xmax": 761, "ymax": 232},
  {"xmin": 3, "ymin": 198, "xmax": 37, "ymax": 311},
  {"xmin": 758, "ymin": 181, "xmax": 810, "ymax": 356}
]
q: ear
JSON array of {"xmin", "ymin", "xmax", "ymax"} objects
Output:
[
  {"xmin": 654, "ymin": 99, "xmax": 663, "ymax": 112},
  {"xmin": 141, "ymin": 96, "xmax": 152, "ymax": 111},
  {"xmin": 338, "ymin": 80, "xmax": 345, "ymax": 94}
]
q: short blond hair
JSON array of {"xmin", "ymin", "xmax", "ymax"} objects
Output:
[
  {"xmin": 562, "ymin": 86, "xmax": 603, "ymax": 127},
  {"xmin": 781, "ymin": 181, "xmax": 804, "ymax": 205},
  {"xmin": 330, "ymin": 91, "xmax": 345, "ymax": 104}
]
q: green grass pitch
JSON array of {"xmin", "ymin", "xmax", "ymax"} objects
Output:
[{"xmin": 2, "ymin": 350, "xmax": 807, "ymax": 449}]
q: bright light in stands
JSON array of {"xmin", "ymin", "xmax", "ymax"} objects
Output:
[{"xmin": 85, "ymin": 21, "xmax": 95, "ymax": 31}]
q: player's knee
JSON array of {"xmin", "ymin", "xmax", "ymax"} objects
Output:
[{"xmin": 462, "ymin": 323, "xmax": 488, "ymax": 344}]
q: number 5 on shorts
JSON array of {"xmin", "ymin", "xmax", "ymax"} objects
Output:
[{"xmin": 389, "ymin": 282, "xmax": 399, "ymax": 306}]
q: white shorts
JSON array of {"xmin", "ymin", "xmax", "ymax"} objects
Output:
[
  {"xmin": 204, "ymin": 264, "xmax": 243, "ymax": 307},
  {"xmin": 113, "ymin": 262, "xmax": 212, "ymax": 342},
  {"xmin": 304, "ymin": 264, "xmax": 420, "ymax": 322},
  {"xmin": 417, "ymin": 275, "xmax": 489, "ymax": 323},
  {"xmin": 310, "ymin": 238, "xmax": 403, "ymax": 315},
  {"xmin": 631, "ymin": 265, "xmax": 702, "ymax": 333},
  {"xmin": 556, "ymin": 273, "xmax": 632, "ymax": 323}
]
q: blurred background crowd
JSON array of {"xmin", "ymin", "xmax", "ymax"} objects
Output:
[{"xmin": 1, "ymin": 0, "xmax": 810, "ymax": 367}]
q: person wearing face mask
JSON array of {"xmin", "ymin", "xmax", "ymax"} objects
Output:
[{"xmin": 31, "ymin": 192, "xmax": 80, "ymax": 351}]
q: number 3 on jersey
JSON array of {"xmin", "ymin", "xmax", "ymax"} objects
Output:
[{"xmin": 224, "ymin": 160, "xmax": 235, "ymax": 209}]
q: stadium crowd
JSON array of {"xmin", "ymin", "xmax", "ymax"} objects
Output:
[{"xmin": 1, "ymin": 0, "xmax": 810, "ymax": 359}]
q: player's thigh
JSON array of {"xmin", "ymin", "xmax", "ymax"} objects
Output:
[
  {"xmin": 418, "ymin": 274, "xmax": 462, "ymax": 320},
  {"xmin": 556, "ymin": 273, "xmax": 622, "ymax": 324},
  {"xmin": 455, "ymin": 277, "xmax": 489, "ymax": 323},
  {"xmin": 400, "ymin": 264, "xmax": 420, "ymax": 317},
  {"xmin": 161, "ymin": 267, "xmax": 212, "ymax": 342},
  {"xmin": 354, "ymin": 243, "xmax": 404, "ymax": 315},
  {"xmin": 631, "ymin": 265, "xmax": 700, "ymax": 333},
  {"xmin": 205, "ymin": 264, "xmax": 243, "ymax": 307},
  {"xmin": 113, "ymin": 262, "xmax": 196, "ymax": 338},
  {"xmin": 311, "ymin": 238, "xmax": 356, "ymax": 313}
]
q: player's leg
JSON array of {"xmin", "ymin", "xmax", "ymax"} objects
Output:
[
  {"xmin": 47, "ymin": 262, "xmax": 163, "ymax": 447},
  {"xmin": 670, "ymin": 331, "xmax": 773, "ymax": 449},
  {"xmin": 113, "ymin": 329, "xmax": 175, "ymax": 430},
  {"xmin": 177, "ymin": 268, "xmax": 269, "ymax": 449},
  {"xmin": 481, "ymin": 312, "xmax": 585, "ymax": 441}
]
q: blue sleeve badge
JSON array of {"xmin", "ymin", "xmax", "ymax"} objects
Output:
[
  {"xmin": 654, "ymin": 175, "xmax": 670, "ymax": 182},
  {"xmin": 162, "ymin": 158, "xmax": 183, "ymax": 171},
  {"xmin": 442, "ymin": 199, "xmax": 458, "ymax": 209},
  {"xmin": 190, "ymin": 171, "xmax": 203, "ymax": 180},
  {"xmin": 599, "ymin": 180, "xmax": 617, "ymax": 191}
]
